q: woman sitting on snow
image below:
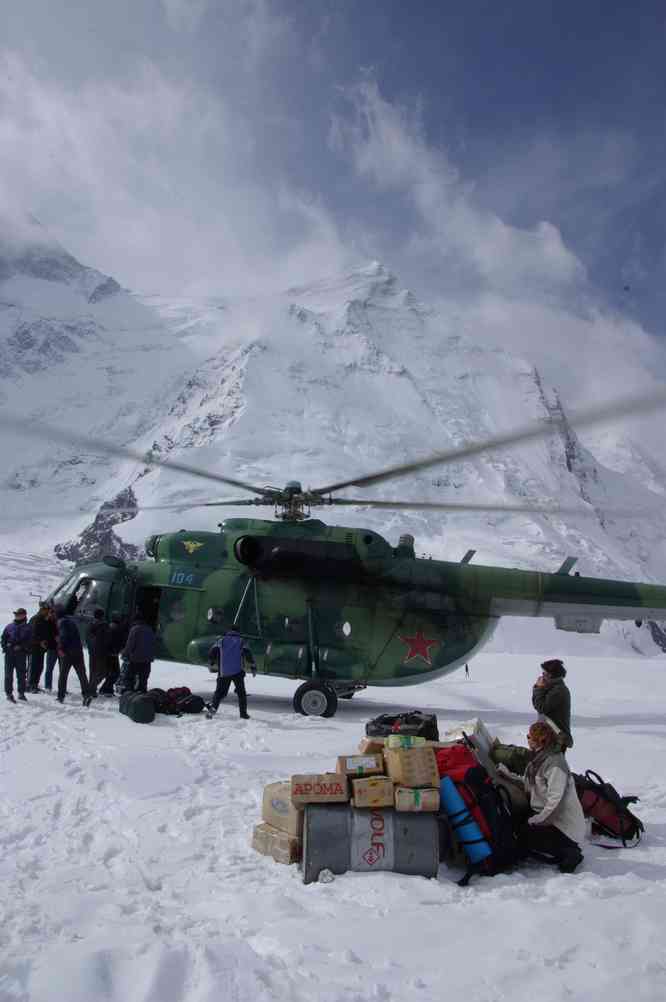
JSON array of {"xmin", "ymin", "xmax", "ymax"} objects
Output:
[{"xmin": 499, "ymin": 721, "xmax": 585, "ymax": 874}]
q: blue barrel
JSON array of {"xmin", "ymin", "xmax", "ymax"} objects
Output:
[{"xmin": 439, "ymin": 776, "xmax": 492, "ymax": 864}]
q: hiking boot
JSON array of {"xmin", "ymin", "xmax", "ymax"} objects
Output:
[
  {"xmin": 18, "ymin": 693, "xmax": 28, "ymax": 702},
  {"xmin": 240, "ymin": 712, "xmax": 250, "ymax": 720},
  {"xmin": 558, "ymin": 848, "xmax": 583, "ymax": 874},
  {"xmin": 6, "ymin": 693, "xmax": 16, "ymax": 703},
  {"xmin": 204, "ymin": 703, "xmax": 217, "ymax": 717},
  {"xmin": 83, "ymin": 695, "xmax": 92, "ymax": 707},
  {"xmin": 57, "ymin": 696, "xmax": 64, "ymax": 703}
]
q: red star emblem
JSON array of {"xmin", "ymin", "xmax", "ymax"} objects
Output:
[{"xmin": 399, "ymin": 630, "xmax": 439, "ymax": 665}]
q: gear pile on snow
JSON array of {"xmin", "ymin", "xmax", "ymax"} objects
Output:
[{"xmin": 251, "ymin": 713, "xmax": 646, "ymax": 884}]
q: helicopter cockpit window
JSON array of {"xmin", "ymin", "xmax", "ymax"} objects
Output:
[{"xmin": 73, "ymin": 578, "xmax": 112, "ymax": 619}]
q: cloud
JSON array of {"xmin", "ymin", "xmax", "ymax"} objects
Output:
[
  {"xmin": 330, "ymin": 80, "xmax": 585, "ymax": 297},
  {"xmin": 161, "ymin": 0, "xmax": 209, "ymax": 33},
  {"xmin": 0, "ymin": 52, "xmax": 350, "ymax": 295}
]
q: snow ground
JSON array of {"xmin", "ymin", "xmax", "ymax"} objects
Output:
[{"xmin": 1, "ymin": 653, "xmax": 665, "ymax": 1002}]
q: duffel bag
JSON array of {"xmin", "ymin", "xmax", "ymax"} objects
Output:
[
  {"xmin": 174, "ymin": 693, "xmax": 206, "ymax": 714},
  {"xmin": 366, "ymin": 711, "xmax": 439, "ymax": 741},
  {"xmin": 146, "ymin": 687, "xmax": 170, "ymax": 713},
  {"xmin": 119, "ymin": 691, "xmax": 156, "ymax": 724}
]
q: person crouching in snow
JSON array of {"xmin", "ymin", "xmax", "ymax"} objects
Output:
[
  {"xmin": 206, "ymin": 625, "xmax": 256, "ymax": 720},
  {"xmin": 500, "ymin": 721, "xmax": 585, "ymax": 873}
]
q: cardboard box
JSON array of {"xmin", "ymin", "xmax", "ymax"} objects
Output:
[
  {"xmin": 385, "ymin": 734, "xmax": 426, "ymax": 750},
  {"xmin": 251, "ymin": 822, "xmax": 301, "ymax": 864},
  {"xmin": 262, "ymin": 781, "xmax": 304, "ymax": 838},
  {"xmin": 384, "ymin": 747, "xmax": 439, "ymax": 789},
  {"xmin": 291, "ymin": 773, "xmax": 350, "ymax": 808},
  {"xmin": 358, "ymin": 737, "xmax": 386, "ymax": 755},
  {"xmin": 394, "ymin": 786, "xmax": 440, "ymax": 812},
  {"xmin": 336, "ymin": 754, "xmax": 384, "ymax": 778},
  {"xmin": 352, "ymin": 776, "xmax": 395, "ymax": 809}
]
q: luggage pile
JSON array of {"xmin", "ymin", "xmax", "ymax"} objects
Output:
[
  {"xmin": 119, "ymin": 686, "xmax": 206, "ymax": 724},
  {"xmin": 251, "ymin": 711, "xmax": 645, "ymax": 884},
  {"xmin": 252, "ymin": 711, "xmax": 463, "ymax": 883}
]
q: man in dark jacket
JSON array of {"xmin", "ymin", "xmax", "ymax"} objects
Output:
[
  {"xmin": 2, "ymin": 608, "xmax": 32, "ymax": 702},
  {"xmin": 87, "ymin": 608, "xmax": 111, "ymax": 697},
  {"xmin": 54, "ymin": 604, "xmax": 92, "ymax": 706},
  {"xmin": 121, "ymin": 616, "xmax": 156, "ymax": 693},
  {"xmin": 28, "ymin": 602, "xmax": 57, "ymax": 692},
  {"xmin": 43, "ymin": 605, "xmax": 59, "ymax": 691},
  {"xmin": 532, "ymin": 658, "xmax": 573, "ymax": 750},
  {"xmin": 98, "ymin": 614, "xmax": 127, "ymax": 695},
  {"xmin": 206, "ymin": 625, "xmax": 256, "ymax": 719}
]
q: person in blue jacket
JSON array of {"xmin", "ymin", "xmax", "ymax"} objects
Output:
[
  {"xmin": 206, "ymin": 625, "xmax": 256, "ymax": 719},
  {"xmin": 54, "ymin": 604, "xmax": 92, "ymax": 706},
  {"xmin": 2, "ymin": 607, "xmax": 32, "ymax": 702}
]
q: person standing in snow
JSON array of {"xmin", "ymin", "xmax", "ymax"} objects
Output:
[
  {"xmin": 42, "ymin": 604, "xmax": 59, "ymax": 692},
  {"xmin": 206, "ymin": 625, "xmax": 255, "ymax": 719},
  {"xmin": 87, "ymin": 608, "xmax": 111, "ymax": 697},
  {"xmin": 499, "ymin": 721, "xmax": 585, "ymax": 873},
  {"xmin": 98, "ymin": 613, "xmax": 127, "ymax": 695},
  {"xmin": 532, "ymin": 658, "xmax": 573, "ymax": 750},
  {"xmin": 54, "ymin": 604, "xmax": 92, "ymax": 706},
  {"xmin": 121, "ymin": 615, "xmax": 156, "ymax": 693},
  {"xmin": 2, "ymin": 607, "xmax": 32, "ymax": 703},
  {"xmin": 28, "ymin": 601, "xmax": 56, "ymax": 692}
]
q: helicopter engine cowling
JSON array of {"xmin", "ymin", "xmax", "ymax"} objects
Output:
[{"xmin": 233, "ymin": 534, "xmax": 364, "ymax": 580}]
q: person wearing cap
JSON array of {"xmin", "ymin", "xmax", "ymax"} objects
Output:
[
  {"xmin": 27, "ymin": 602, "xmax": 57, "ymax": 693},
  {"xmin": 54, "ymin": 604, "xmax": 92, "ymax": 706},
  {"xmin": 532, "ymin": 658, "xmax": 573, "ymax": 750},
  {"xmin": 499, "ymin": 721, "xmax": 585, "ymax": 873},
  {"xmin": 2, "ymin": 608, "xmax": 33, "ymax": 703}
]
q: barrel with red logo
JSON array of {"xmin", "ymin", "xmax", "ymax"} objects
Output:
[{"xmin": 301, "ymin": 804, "xmax": 439, "ymax": 884}]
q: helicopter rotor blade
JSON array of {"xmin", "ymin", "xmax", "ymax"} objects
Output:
[
  {"xmin": 311, "ymin": 386, "xmax": 666, "ymax": 495},
  {"xmin": 0, "ymin": 498, "xmax": 266, "ymax": 521},
  {"xmin": 328, "ymin": 498, "xmax": 608, "ymax": 516},
  {"xmin": 0, "ymin": 414, "xmax": 269, "ymax": 497}
]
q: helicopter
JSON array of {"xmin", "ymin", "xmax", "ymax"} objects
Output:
[{"xmin": 3, "ymin": 389, "xmax": 666, "ymax": 718}]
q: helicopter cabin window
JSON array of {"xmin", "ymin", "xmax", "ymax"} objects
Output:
[
  {"xmin": 207, "ymin": 607, "xmax": 225, "ymax": 625},
  {"xmin": 51, "ymin": 575, "xmax": 112, "ymax": 618}
]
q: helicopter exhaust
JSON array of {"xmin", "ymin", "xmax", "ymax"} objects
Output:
[{"xmin": 233, "ymin": 534, "xmax": 364, "ymax": 580}]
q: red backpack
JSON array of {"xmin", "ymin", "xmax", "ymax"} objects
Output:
[{"xmin": 573, "ymin": 770, "xmax": 644, "ymax": 847}]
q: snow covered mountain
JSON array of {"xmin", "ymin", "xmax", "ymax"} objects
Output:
[{"xmin": 2, "ymin": 219, "xmax": 666, "ymax": 656}]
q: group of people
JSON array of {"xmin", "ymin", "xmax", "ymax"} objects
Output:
[
  {"xmin": 492, "ymin": 657, "xmax": 585, "ymax": 875},
  {"xmin": 2, "ymin": 603, "xmax": 157, "ymax": 707}
]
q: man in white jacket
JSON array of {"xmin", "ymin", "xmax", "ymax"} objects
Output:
[{"xmin": 500, "ymin": 720, "xmax": 585, "ymax": 873}]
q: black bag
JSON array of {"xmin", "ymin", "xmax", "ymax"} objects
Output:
[
  {"xmin": 573, "ymin": 770, "xmax": 644, "ymax": 846},
  {"xmin": 459, "ymin": 765, "xmax": 522, "ymax": 879},
  {"xmin": 365, "ymin": 710, "xmax": 439, "ymax": 741},
  {"xmin": 174, "ymin": 693, "xmax": 205, "ymax": 714},
  {"xmin": 146, "ymin": 688, "xmax": 170, "ymax": 713},
  {"xmin": 119, "ymin": 691, "xmax": 156, "ymax": 724}
]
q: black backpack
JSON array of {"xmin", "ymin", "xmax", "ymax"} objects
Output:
[
  {"xmin": 146, "ymin": 688, "xmax": 171, "ymax": 713},
  {"xmin": 455, "ymin": 764, "xmax": 522, "ymax": 885},
  {"xmin": 573, "ymin": 770, "xmax": 644, "ymax": 847},
  {"xmin": 366, "ymin": 710, "xmax": 439, "ymax": 741}
]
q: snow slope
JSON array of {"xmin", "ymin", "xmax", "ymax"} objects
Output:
[{"xmin": 1, "ymin": 655, "xmax": 665, "ymax": 1002}]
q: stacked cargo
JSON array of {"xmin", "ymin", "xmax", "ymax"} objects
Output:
[{"xmin": 251, "ymin": 718, "xmax": 449, "ymax": 882}]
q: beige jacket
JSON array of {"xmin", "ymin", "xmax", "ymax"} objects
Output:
[{"xmin": 523, "ymin": 749, "xmax": 586, "ymax": 845}]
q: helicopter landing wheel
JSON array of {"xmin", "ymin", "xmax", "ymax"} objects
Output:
[{"xmin": 293, "ymin": 681, "xmax": 338, "ymax": 718}]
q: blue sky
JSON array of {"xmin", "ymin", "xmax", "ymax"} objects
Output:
[{"xmin": 1, "ymin": 0, "xmax": 665, "ymax": 335}]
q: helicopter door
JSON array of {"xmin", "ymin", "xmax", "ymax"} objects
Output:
[
  {"xmin": 156, "ymin": 587, "xmax": 202, "ymax": 663},
  {"xmin": 134, "ymin": 586, "xmax": 161, "ymax": 630}
]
